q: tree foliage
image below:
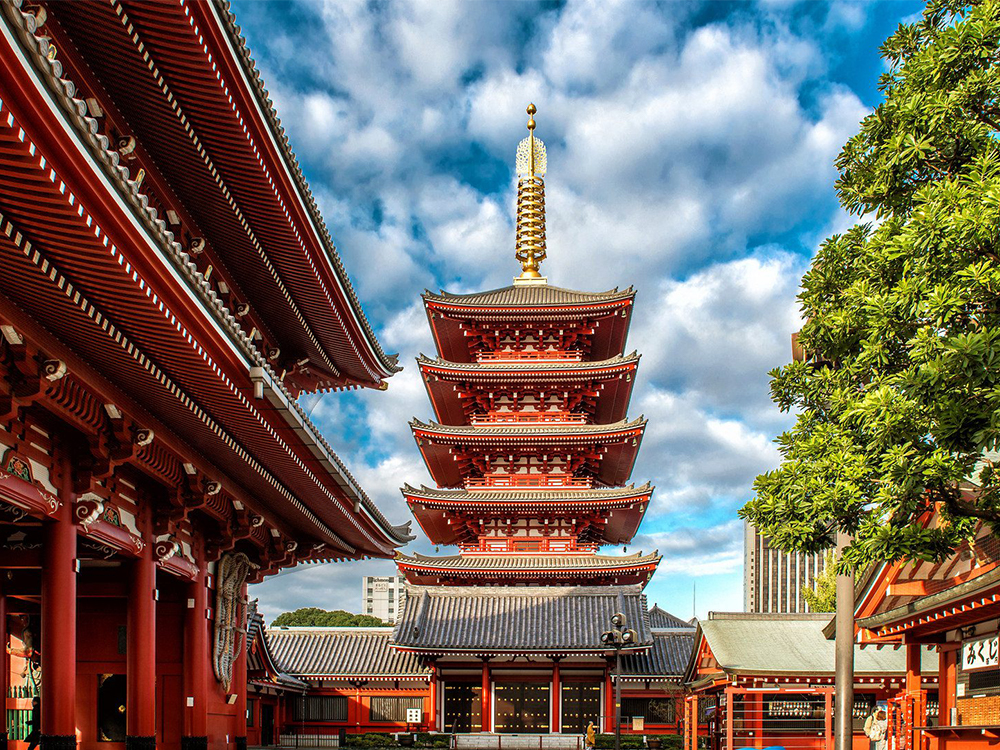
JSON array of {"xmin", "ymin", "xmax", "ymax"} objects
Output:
[
  {"xmin": 741, "ymin": 0, "xmax": 1000, "ymax": 571},
  {"xmin": 802, "ymin": 552, "xmax": 838, "ymax": 613},
  {"xmin": 271, "ymin": 607, "xmax": 387, "ymax": 627}
]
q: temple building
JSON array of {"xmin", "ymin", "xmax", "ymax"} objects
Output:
[
  {"xmin": 395, "ymin": 105, "xmax": 662, "ymax": 735},
  {"xmin": 0, "ymin": 2, "xmax": 410, "ymax": 750},
  {"xmin": 846, "ymin": 504, "xmax": 1000, "ymax": 750},
  {"xmin": 252, "ymin": 106, "xmax": 693, "ymax": 742}
]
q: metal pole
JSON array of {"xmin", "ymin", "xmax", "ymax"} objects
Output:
[
  {"xmin": 614, "ymin": 649, "xmax": 621, "ymax": 750},
  {"xmin": 834, "ymin": 532, "xmax": 855, "ymax": 750}
]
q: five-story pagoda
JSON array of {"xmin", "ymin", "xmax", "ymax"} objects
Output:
[{"xmin": 392, "ymin": 107, "xmax": 663, "ymax": 735}]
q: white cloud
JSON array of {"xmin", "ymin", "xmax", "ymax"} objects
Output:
[{"xmin": 229, "ymin": 0, "xmax": 901, "ymax": 616}]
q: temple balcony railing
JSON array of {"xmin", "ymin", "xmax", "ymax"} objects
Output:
[
  {"xmin": 469, "ymin": 412, "xmax": 589, "ymax": 425},
  {"xmin": 458, "ymin": 537, "xmax": 599, "ymax": 554},
  {"xmin": 476, "ymin": 350, "xmax": 584, "ymax": 362},
  {"xmin": 464, "ymin": 475, "xmax": 594, "ymax": 490}
]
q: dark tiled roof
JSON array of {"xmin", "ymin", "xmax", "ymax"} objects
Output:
[
  {"xmin": 416, "ymin": 353, "xmax": 640, "ymax": 373},
  {"xmin": 396, "ymin": 552, "xmax": 660, "ymax": 570},
  {"xmin": 392, "ymin": 585, "xmax": 652, "ymax": 652},
  {"xmin": 620, "ymin": 632, "xmax": 696, "ymax": 679},
  {"xmin": 213, "ymin": 1, "xmax": 401, "ymax": 377},
  {"xmin": 648, "ymin": 605, "xmax": 693, "ymax": 629},
  {"xmin": 410, "ymin": 417, "xmax": 645, "ymax": 436},
  {"xmin": 402, "ymin": 484, "xmax": 653, "ymax": 503},
  {"xmin": 423, "ymin": 285, "xmax": 635, "ymax": 308},
  {"xmin": 266, "ymin": 628, "xmax": 430, "ymax": 678}
]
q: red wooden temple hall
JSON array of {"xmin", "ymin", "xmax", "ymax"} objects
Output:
[
  {"xmin": 682, "ymin": 613, "xmax": 937, "ymax": 750},
  {"xmin": 392, "ymin": 105, "xmax": 676, "ymax": 735},
  {"xmin": 0, "ymin": 2, "xmax": 412, "ymax": 750},
  {"xmin": 848, "ymin": 506, "xmax": 1000, "ymax": 750}
]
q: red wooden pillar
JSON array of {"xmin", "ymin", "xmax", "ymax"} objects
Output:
[
  {"xmin": 905, "ymin": 644, "xmax": 923, "ymax": 750},
  {"xmin": 428, "ymin": 661, "xmax": 438, "ymax": 732},
  {"xmin": 182, "ymin": 550, "xmax": 209, "ymax": 750},
  {"xmin": 127, "ymin": 527, "xmax": 156, "ymax": 750},
  {"xmin": 0, "ymin": 585, "xmax": 8, "ymax": 750},
  {"xmin": 751, "ymin": 692, "xmax": 763, "ymax": 748},
  {"xmin": 938, "ymin": 645, "xmax": 958, "ymax": 727},
  {"xmin": 604, "ymin": 663, "xmax": 614, "ymax": 734},
  {"xmin": 481, "ymin": 659, "xmax": 491, "ymax": 732},
  {"xmin": 234, "ymin": 582, "xmax": 248, "ymax": 750},
  {"xmin": 824, "ymin": 689, "xmax": 833, "ymax": 750},
  {"xmin": 724, "ymin": 687, "xmax": 734, "ymax": 750},
  {"xmin": 688, "ymin": 696, "xmax": 698, "ymax": 750},
  {"xmin": 551, "ymin": 659, "xmax": 561, "ymax": 734},
  {"xmin": 40, "ymin": 475, "xmax": 76, "ymax": 750}
]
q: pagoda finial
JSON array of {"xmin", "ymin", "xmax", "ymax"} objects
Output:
[{"xmin": 514, "ymin": 103, "xmax": 547, "ymax": 283}]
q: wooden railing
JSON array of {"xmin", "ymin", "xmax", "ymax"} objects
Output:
[
  {"xmin": 476, "ymin": 350, "xmax": 583, "ymax": 362},
  {"xmin": 464, "ymin": 475, "xmax": 593, "ymax": 490},
  {"xmin": 459, "ymin": 538, "xmax": 599, "ymax": 554},
  {"xmin": 470, "ymin": 412, "xmax": 588, "ymax": 425}
]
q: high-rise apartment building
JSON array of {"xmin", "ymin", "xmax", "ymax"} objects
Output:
[
  {"xmin": 362, "ymin": 575, "xmax": 407, "ymax": 622},
  {"xmin": 744, "ymin": 522, "xmax": 828, "ymax": 613}
]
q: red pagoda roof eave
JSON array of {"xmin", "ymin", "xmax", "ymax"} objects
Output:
[
  {"xmin": 43, "ymin": 0, "xmax": 398, "ymax": 387},
  {"xmin": 195, "ymin": 0, "xmax": 399, "ymax": 384},
  {"xmin": 0, "ymin": 56, "xmax": 405, "ymax": 554}
]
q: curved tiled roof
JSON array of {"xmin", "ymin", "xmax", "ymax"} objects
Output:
[
  {"xmin": 396, "ymin": 551, "xmax": 661, "ymax": 570},
  {"xmin": 416, "ymin": 353, "xmax": 640, "ymax": 374},
  {"xmin": 402, "ymin": 483, "xmax": 654, "ymax": 503},
  {"xmin": 648, "ymin": 605, "xmax": 694, "ymax": 630},
  {"xmin": 620, "ymin": 631, "xmax": 696, "ymax": 679},
  {"xmin": 410, "ymin": 417, "xmax": 646, "ymax": 437},
  {"xmin": 393, "ymin": 585, "xmax": 652, "ymax": 652},
  {"xmin": 0, "ymin": 2, "xmax": 412, "ymax": 550},
  {"xmin": 212, "ymin": 0, "xmax": 400, "ymax": 377},
  {"xmin": 423, "ymin": 285, "xmax": 635, "ymax": 308},
  {"xmin": 266, "ymin": 627, "xmax": 430, "ymax": 678}
]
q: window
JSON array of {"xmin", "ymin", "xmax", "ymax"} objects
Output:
[
  {"xmin": 247, "ymin": 699, "xmax": 255, "ymax": 728},
  {"xmin": 292, "ymin": 696, "xmax": 348, "ymax": 722},
  {"xmin": 621, "ymin": 697, "xmax": 676, "ymax": 725},
  {"xmin": 369, "ymin": 696, "xmax": 423, "ymax": 723}
]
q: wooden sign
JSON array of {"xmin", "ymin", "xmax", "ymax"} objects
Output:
[{"xmin": 962, "ymin": 635, "xmax": 999, "ymax": 672}]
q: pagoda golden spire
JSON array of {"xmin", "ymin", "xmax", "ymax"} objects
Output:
[{"xmin": 514, "ymin": 103, "xmax": 547, "ymax": 281}]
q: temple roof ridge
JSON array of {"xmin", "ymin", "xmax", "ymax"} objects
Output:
[
  {"xmin": 409, "ymin": 415, "xmax": 646, "ymax": 435},
  {"xmin": 422, "ymin": 283, "xmax": 635, "ymax": 308},
  {"xmin": 415, "ymin": 351, "xmax": 641, "ymax": 371},
  {"xmin": 396, "ymin": 550, "xmax": 661, "ymax": 567},
  {"xmin": 400, "ymin": 482, "xmax": 654, "ymax": 499}
]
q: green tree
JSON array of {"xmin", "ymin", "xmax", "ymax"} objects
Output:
[
  {"xmin": 741, "ymin": 0, "xmax": 1000, "ymax": 572},
  {"xmin": 271, "ymin": 607, "xmax": 387, "ymax": 627},
  {"xmin": 802, "ymin": 552, "xmax": 838, "ymax": 613}
]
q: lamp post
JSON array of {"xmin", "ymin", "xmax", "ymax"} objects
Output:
[{"xmin": 602, "ymin": 613, "xmax": 637, "ymax": 750}]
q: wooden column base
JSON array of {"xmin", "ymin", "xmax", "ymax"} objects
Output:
[
  {"xmin": 39, "ymin": 736, "xmax": 76, "ymax": 750},
  {"xmin": 125, "ymin": 736, "xmax": 156, "ymax": 750}
]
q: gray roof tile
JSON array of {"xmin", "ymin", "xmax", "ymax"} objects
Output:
[
  {"xmin": 396, "ymin": 552, "xmax": 661, "ymax": 570},
  {"xmin": 266, "ymin": 628, "xmax": 430, "ymax": 677},
  {"xmin": 392, "ymin": 585, "xmax": 652, "ymax": 652},
  {"xmin": 648, "ymin": 605, "xmax": 693, "ymax": 629},
  {"xmin": 620, "ymin": 632, "xmax": 696, "ymax": 678},
  {"xmin": 423, "ymin": 285, "xmax": 635, "ymax": 308}
]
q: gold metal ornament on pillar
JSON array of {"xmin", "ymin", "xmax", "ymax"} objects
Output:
[{"xmin": 514, "ymin": 103, "xmax": 547, "ymax": 280}]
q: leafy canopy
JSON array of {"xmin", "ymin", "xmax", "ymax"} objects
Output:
[
  {"xmin": 271, "ymin": 607, "xmax": 387, "ymax": 627},
  {"xmin": 802, "ymin": 552, "xmax": 838, "ymax": 613},
  {"xmin": 741, "ymin": 0, "xmax": 1000, "ymax": 571}
]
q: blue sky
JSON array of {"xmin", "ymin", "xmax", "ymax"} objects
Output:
[{"xmin": 244, "ymin": 0, "xmax": 924, "ymax": 624}]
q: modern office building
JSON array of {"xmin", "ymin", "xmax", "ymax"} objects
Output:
[
  {"xmin": 362, "ymin": 575, "xmax": 407, "ymax": 622},
  {"xmin": 743, "ymin": 521, "xmax": 828, "ymax": 613}
]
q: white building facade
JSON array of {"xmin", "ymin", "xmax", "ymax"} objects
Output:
[
  {"xmin": 362, "ymin": 575, "xmax": 407, "ymax": 622},
  {"xmin": 744, "ymin": 521, "xmax": 828, "ymax": 613}
]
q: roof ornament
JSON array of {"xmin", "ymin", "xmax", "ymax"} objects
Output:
[{"xmin": 514, "ymin": 103, "xmax": 548, "ymax": 285}]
